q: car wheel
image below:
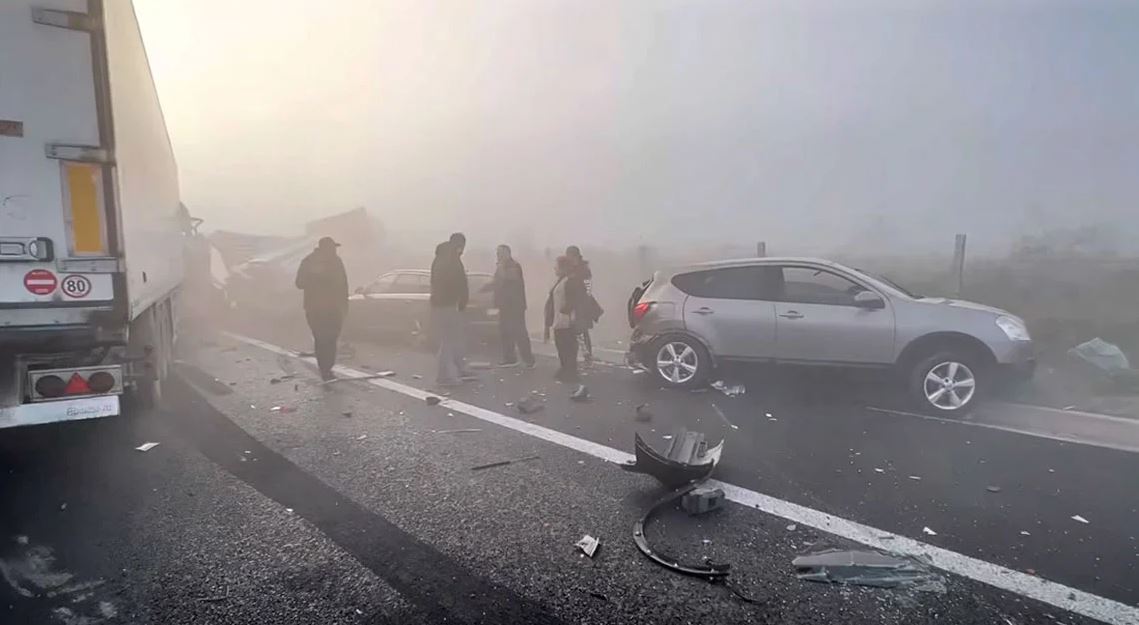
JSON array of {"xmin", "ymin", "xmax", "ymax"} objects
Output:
[
  {"xmin": 908, "ymin": 351, "xmax": 981, "ymax": 414},
  {"xmin": 651, "ymin": 335, "xmax": 710, "ymax": 389}
]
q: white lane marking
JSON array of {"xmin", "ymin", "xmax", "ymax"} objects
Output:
[
  {"xmin": 865, "ymin": 406, "xmax": 1139, "ymax": 455},
  {"xmin": 226, "ymin": 332, "xmax": 1138, "ymax": 625},
  {"xmin": 998, "ymin": 402, "xmax": 1139, "ymax": 426}
]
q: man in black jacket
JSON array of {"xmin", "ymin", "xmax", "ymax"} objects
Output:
[
  {"xmin": 294, "ymin": 237, "xmax": 349, "ymax": 381},
  {"xmin": 430, "ymin": 233, "xmax": 473, "ymax": 386}
]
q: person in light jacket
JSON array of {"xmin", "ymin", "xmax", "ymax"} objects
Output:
[{"xmin": 544, "ymin": 256, "xmax": 586, "ymax": 383}]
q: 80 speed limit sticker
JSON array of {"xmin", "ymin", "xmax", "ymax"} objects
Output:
[{"xmin": 61, "ymin": 274, "xmax": 92, "ymax": 299}]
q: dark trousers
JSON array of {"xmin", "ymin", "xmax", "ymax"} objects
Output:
[
  {"xmin": 499, "ymin": 308, "xmax": 534, "ymax": 365},
  {"xmin": 306, "ymin": 307, "xmax": 344, "ymax": 378},
  {"xmin": 554, "ymin": 328, "xmax": 579, "ymax": 382}
]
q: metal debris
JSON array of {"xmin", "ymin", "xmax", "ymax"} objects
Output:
[
  {"xmin": 711, "ymin": 380, "xmax": 745, "ymax": 397},
  {"xmin": 576, "ymin": 535, "xmax": 600, "ymax": 558},
  {"xmin": 516, "ymin": 397, "xmax": 545, "ymax": 414},
  {"xmin": 908, "ymin": 475, "xmax": 922, "ymax": 481},
  {"xmin": 680, "ymin": 486, "xmax": 725, "ymax": 515},
  {"xmin": 470, "ymin": 455, "xmax": 540, "ymax": 471},
  {"xmin": 793, "ymin": 549, "xmax": 941, "ymax": 589},
  {"xmin": 710, "ymin": 403, "xmax": 739, "ymax": 430},
  {"xmin": 1071, "ymin": 515, "xmax": 1089, "ymax": 524},
  {"xmin": 922, "ymin": 526, "xmax": 938, "ymax": 536},
  {"xmin": 319, "ymin": 372, "xmax": 394, "ymax": 386},
  {"xmin": 134, "ymin": 442, "xmax": 160, "ymax": 452},
  {"xmin": 634, "ymin": 404, "xmax": 653, "ymax": 422}
]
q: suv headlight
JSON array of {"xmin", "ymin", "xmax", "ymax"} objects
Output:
[{"xmin": 996, "ymin": 316, "xmax": 1031, "ymax": 341}]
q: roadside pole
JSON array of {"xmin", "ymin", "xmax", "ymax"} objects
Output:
[
  {"xmin": 756, "ymin": 241, "xmax": 767, "ymax": 257},
  {"xmin": 952, "ymin": 233, "xmax": 967, "ymax": 297}
]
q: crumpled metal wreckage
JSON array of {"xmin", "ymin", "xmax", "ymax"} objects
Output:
[{"xmin": 622, "ymin": 430, "xmax": 729, "ymax": 579}]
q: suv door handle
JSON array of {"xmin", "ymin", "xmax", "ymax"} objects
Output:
[
  {"xmin": 779, "ymin": 311, "xmax": 804, "ymax": 319},
  {"xmin": 693, "ymin": 307, "xmax": 715, "ymax": 315}
]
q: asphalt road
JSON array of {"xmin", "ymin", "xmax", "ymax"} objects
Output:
[{"xmin": 1, "ymin": 323, "xmax": 1137, "ymax": 624}]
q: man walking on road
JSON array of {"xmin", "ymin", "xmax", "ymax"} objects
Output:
[
  {"xmin": 430, "ymin": 233, "xmax": 475, "ymax": 386},
  {"xmin": 294, "ymin": 236, "xmax": 349, "ymax": 381},
  {"xmin": 489, "ymin": 244, "xmax": 534, "ymax": 368}
]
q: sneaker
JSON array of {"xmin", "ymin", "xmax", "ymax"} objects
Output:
[{"xmin": 497, "ymin": 361, "xmax": 520, "ymax": 369}]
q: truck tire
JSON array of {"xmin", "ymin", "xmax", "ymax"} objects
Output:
[{"xmin": 126, "ymin": 300, "xmax": 173, "ymax": 411}]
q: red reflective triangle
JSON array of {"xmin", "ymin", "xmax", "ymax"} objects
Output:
[{"xmin": 64, "ymin": 372, "xmax": 91, "ymax": 395}]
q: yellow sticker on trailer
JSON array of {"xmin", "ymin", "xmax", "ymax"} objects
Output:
[{"xmin": 64, "ymin": 162, "xmax": 106, "ymax": 255}]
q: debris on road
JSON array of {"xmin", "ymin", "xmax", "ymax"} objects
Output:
[
  {"xmin": 270, "ymin": 405, "xmax": 296, "ymax": 413},
  {"xmin": 470, "ymin": 455, "xmax": 541, "ymax": 471},
  {"xmin": 634, "ymin": 403, "xmax": 653, "ymax": 422},
  {"xmin": 922, "ymin": 527, "xmax": 938, "ymax": 536},
  {"xmin": 516, "ymin": 397, "xmax": 545, "ymax": 414},
  {"xmin": 570, "ymin": 385, "xmax": 590, "ymax": 402},
  {"xmin": 680, "ymin": 486, "xmax": 725, "ymax": 515},
  {"xmin": 1068, "ymin": 337, "xmax": 1139, "ymax": 390},
  {"xmin": 1071, "ymin": 515, "xmax": 1089, "ymax": 524},
  {"xmin": 908, "ymin": 475, "xmax": 922, "ymax": 481},
  {"xmin": 786, "ymin": 524, "xmax": 798, "ymax": 531},
  {"xmin": 622, "ymin": 429, "xmax": 723, "ymax": 487},
  {"xmin": 986, "ymin": 485, "xmax": 1002, "ymax": 493},
  {"xmin": 874, "ymin": 468, "xmax": 885, "ymax": 473},
  {"xmin": 319, "ymin": 372, "xmax": 395, "ymax": 386},
  {"xmin": 1020, "ymin": 531, "xmax": 1031, "ymax": 536},
  {"xmin": 342, "ymin": 411, "xmax": 352, "ymax": 418},
  {"xmin": 355, "ymin": 434, "xmax": 368, "ymax": 441},
  {"xmin": 412, "ymin": 374, "xmax": 423, "ymax": 380},
  {"xmin": 710, "ymin": 403, "xmax": 739, "ymax": 430},
  {"xmin": 425, "ymin": 396, "xmax": 442, "ymax": 406},
  {"xmin": 134, "ymin": 442, "xmax": 160, "ymax": 452},
  {"xmin": 435, "ymin": 429, "xmax": 482, "ymax": 435},
  {"xmin": 711, "ymin": 380, "xmax": 745, "ymax": 397},
  {"xmin": 576, "ymin": 535, "xmax": 600, "ymax": 558},
  {"xmin": 793, "ymin": 549, "xmax": 941, "ymax": 589},
  {"xmin": 625, "ymin": 429, "xmax": 730, "ymax": 580}
]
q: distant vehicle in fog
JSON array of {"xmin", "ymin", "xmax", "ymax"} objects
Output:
[
  {"xmin": 626, "ymin": 257, "xmax": 1035, "ymax": 414},
  {"xmin": 345, "ymin": 270, "xmax": 497, "ymax": 346}
]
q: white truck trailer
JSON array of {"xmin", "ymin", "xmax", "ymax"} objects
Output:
[{"xmin": 1, "ymin": 0, "xmax": 182, "ymax": 428}]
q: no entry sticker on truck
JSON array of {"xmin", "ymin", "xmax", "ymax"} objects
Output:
[
  {"xmin": 61, "ymin": 275, "xmax": 92, "ymax": 299},
  {"xmin": 23, "ymin": 269, "xmax": 57, "ymax": 295}
]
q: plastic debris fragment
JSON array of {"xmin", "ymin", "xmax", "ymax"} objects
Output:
[
  {"xmin": 135, "ymin": 442, "xmax": 160, "ymax": 452},
  {"xmin": 922, "ymin": 526, "xmax": 938, "ymax": 536},
  {"xmin": 576, "ymin": 535, "xmax": 600, "ymax": 558},
  {"xmin": 711, "ymin": 380, "xmax": 745, "ymax": 397},
  {"xmin": 1071, "ymin": 515, "xmax": 1089, "ymax": 524},
  {"xmin": 794, "ymin": 549, "xmax": 942, "ymax": 589}
]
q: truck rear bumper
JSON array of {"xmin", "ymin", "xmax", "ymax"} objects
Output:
[{"xmin": 0, "ymin": 394, "xmax": 120, "ymax": 429}]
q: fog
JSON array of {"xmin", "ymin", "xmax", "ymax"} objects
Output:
[{"xmin": 136, "ymin": 0, "xmax": 1138, "ymax": 255}]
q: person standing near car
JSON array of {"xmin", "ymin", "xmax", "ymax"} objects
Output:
[
  {"xmin": 489, "ymin": 244, "xmax": 535, "ymax": 368},
  {"xmin": 566, "ymin": 245, "xmax": 599, "ymax": 363},
  {"xmin": 544, "ymin": 256, "xmax": 586, "ymax": 383},
  {"xmin": 294, "ymin": 236, "xmax": 349, "ymax": 381},
  {"xmin": 430, "ymin": 233, "xmax": 474, "ymax": 386}
]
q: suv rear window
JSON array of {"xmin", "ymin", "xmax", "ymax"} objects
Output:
[{"xmin": 671, "ymin": 266, "xmax": 777, "ymax": 300}]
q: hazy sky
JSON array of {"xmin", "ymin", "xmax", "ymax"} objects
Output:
[{"xmin": 134, "ymin": 0, "xmax": 1138, "ymax": 253}]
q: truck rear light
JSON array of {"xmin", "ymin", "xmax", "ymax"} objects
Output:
[
  {"xmin": 632, "ymin": 301, "xmax": 655, "ymax": 324},
  {"xmin": 62, "ymin": 161, "xmax": 108, "ymax": 256},
  {"xmin": 35, "ymin": 375, "xmax": 67, "ymax": 398},
  {"xmin": 27, "ymin": 366, "xmax": 123, "ymax": 402},
  {"xmin": 87, "ymin": 371, "xmax": 115, "ymax": 393}
]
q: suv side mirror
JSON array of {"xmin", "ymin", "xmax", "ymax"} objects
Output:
[{"xmin": 854, "ymin": 290, "xmax": 885, "ymax": 309}]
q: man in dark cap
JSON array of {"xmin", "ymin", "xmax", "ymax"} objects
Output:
[{"xmin": 295, "ymin": 236, "xmax": 349, "ymax": 380}]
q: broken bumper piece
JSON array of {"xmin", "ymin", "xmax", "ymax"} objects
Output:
[{"xmin": 621, "ymin": 430, "xmax": 723, "ymax": 488}]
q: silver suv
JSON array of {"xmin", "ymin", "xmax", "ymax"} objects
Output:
[{"xmin": 626, "ymin": 258, "xmax": 1035, "ymax": 414}]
